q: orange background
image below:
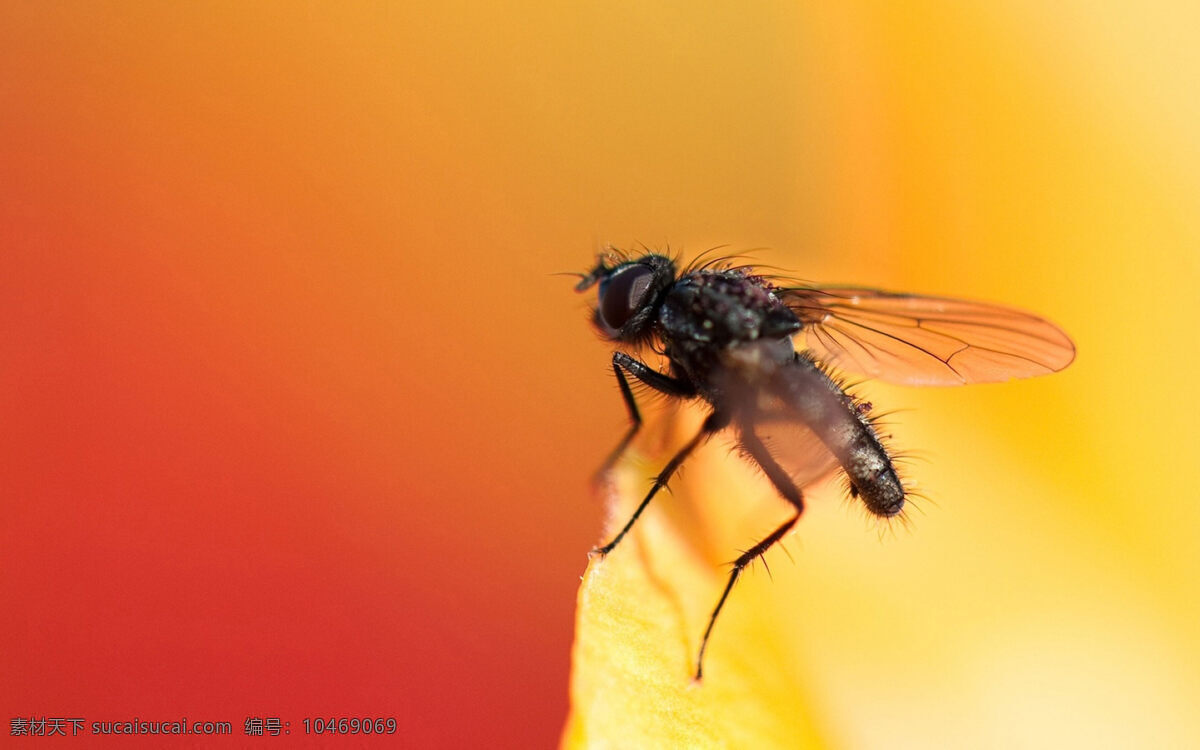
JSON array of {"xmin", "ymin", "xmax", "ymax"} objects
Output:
[{"xmin": 2, "ymin": 2, "xmax": 1198, "ymax": 747}]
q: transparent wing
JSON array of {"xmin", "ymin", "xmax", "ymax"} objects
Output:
[
  {"xmin": 779, "ymin": 286, "xmax": 1076, "ymax": 386},
  {"xmin": 743, "ymin": 403, "xmax": 842, "ymax": 488},
  {"xmin": 710, "ymin": 341, "xmax": 843, "ymax": 488},
  {"xmin": 719, "ymin": 365, "xmax": 843, "ymax": 488}
]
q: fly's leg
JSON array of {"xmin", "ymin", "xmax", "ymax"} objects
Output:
[
  {"xmin": 594, "ymin": 352, "xmax": 696, "ymax": 482},
  {"xmin": 695, "ymin": 428, "xmax": 804, "ymax": 681},
  {"xmin": 592, "ymin": 407, "xmax": 726, "ymax": 558},
  {"xmin": 694, "ymin": 515, "xmax": 798, "ymax": 681}
]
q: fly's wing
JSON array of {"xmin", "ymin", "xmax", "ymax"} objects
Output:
[
  {"xmin": 778, "ymin": 286, "xmax": 1076, "ymax": 386},
  {"xmin": 714, "ymin": 341, "xmax": 843, "ymax": 488},
  {"xmin": 744, "ymin": 400, "xmax": 842, "ymax": 488}
]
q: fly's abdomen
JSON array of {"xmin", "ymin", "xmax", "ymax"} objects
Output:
[
  {"xmin": 840, "ymin": 423, "xmax": 905, "ymax": 517},
  {"xmin": 770, "ymin": 354, "xmax": 905, "ymax": 517}
]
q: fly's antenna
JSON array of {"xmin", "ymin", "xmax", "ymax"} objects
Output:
[
  {"xmin": 551, "ymin": 270, "xmax": 592, "ymax": 286},
  {"xmin": 571, "ymin": 254, "xmax": 614, "ymax": 292}
]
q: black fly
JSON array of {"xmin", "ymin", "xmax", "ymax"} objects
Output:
[{"xmin": 573, "ymin": 248, "xmax": 1075, "ymax": 680}]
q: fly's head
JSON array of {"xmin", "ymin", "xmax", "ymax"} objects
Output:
[{"xmin": 575, "ymin": 253, "xmax": 676, "ymax": 344}]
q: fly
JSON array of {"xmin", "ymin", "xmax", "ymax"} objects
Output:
[{"xmin": 572, "ymin": 248, "xmax": 1075, "ymax": 680}]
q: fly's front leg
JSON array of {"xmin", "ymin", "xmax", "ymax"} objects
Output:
[
  {"xmin": 594, "ymin": 351, "xmax": 696, "ymax": 482},
  {"xmin": 592, "ymin": 407, "xmax": 726, "ymax": 559},
  {"xmin": 694, "ymin": 427, "xmax": 805, "ymax": 681}
]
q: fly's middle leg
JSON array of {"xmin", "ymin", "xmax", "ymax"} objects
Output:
[{"xmin": 591, "ymin": 407, "xmax": 725, "ymax": 558}]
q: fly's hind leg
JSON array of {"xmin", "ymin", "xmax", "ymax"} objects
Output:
[
  {"xmin": 592, "ymin": 407, "xmax": 726, "ymax": 558},
  {"xmin": 695, "ymin": 428, "xmax": 804, "ymax": 681},
  {"xmin": 594, "ymin": 352, "xmax": 696, "ymax": 483}
]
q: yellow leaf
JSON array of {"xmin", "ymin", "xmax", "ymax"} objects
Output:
[{"xmin": 562, "ymin": 407, "xmax": 831, "ymax": 749}]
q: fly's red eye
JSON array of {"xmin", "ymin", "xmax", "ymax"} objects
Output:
[{"xmin": 599, "ymin": 264, "xmax": 655, "ymax": 330}]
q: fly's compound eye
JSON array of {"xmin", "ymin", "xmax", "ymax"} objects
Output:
[{"xmin": 598, "ymin": 264, "xmax": 655, "ymax": 330}]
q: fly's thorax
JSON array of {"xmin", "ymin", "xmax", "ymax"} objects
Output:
[{"xmin": 658, "ymin": 270, "xmax": 800, "ymax": 349}]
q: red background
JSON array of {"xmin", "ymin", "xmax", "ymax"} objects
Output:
[{"xmin": 1, "ymin": 4, "xmax": 596, "ymax": 746}]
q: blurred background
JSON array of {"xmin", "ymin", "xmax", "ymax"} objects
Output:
[{"xmin": 2, "ymin": 2, "xmax": 1198, "ymax": 747}]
